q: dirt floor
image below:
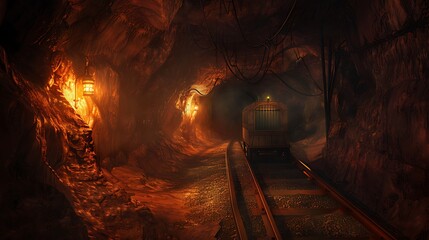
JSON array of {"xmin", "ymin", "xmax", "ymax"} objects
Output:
[{"xmin": 106, "ymin": 142, "xmax": 238, "ymax": 239}]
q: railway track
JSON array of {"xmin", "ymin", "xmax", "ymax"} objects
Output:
[
  {"xmin": 225, "ymin": 141, "xmax": 397, "ymax": 240},
  {"xmin": 226, "ymin": 141, "xmax": 281, "ymax": 240}
]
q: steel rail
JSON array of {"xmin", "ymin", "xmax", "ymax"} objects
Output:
[
  {"xmin": 225, "ymin": 142, "xmax": 248, "ymax": 240},
  {"xmin": 243, "ymin": 153, "xmax": 283, "ymax": 240},
  {"xmin": 295, "ymin": 159, "xmax": 398, "ymax": 240}
]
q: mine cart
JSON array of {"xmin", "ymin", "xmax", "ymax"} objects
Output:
[{"xmin": 242, "ymin": 97, "xmax": 290, "ymax": 160}]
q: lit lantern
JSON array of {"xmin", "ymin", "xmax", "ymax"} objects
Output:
[
  {"xmin": 194, "ymin": 105, "xmax": 199, "ymax": 112},
  {"xmin": 73, "ymin": 57, "xmax": 95, "ymax": 108},
  {"xmin": 82, "ymin": 77, "xmax": 95, "ymax": 96},
  {"xmin": 82, "ymin": 57, "xmax": 94, "ymax": 96}
]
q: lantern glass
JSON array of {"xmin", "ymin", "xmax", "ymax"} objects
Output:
[{"xmin": 82, "ymin": 77, "xmax": 95, "ymax": 96}]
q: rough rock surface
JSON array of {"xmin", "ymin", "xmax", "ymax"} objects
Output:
[
  {"xmin": 317, "ymin": 1, "xmax": 429, "ymax": 238},
  {"xmin": 0, "ymin": 47, "xmax": 164, "ymax": 238}
]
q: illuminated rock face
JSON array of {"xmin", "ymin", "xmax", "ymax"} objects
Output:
[
  {"xmin": 0, "ymin": 47, "xmax": 164, "ymax": 238},
  {"xmin": 0, "ymin": 0, "xmax": 183, "ymax": 238},
  {"xmin": 59, "ymin": 0, "xmax": 184, "ymax": 166}
]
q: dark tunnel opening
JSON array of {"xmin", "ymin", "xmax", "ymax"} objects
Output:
[
  {"xmin": 202, "ymin": 80, "xmax": 255, "ymax": 139},
  {"xmin": 201, "ymin": 69, "xmax": 325, "ymax": 143}
]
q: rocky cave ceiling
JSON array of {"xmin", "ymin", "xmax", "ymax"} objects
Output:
[{"xmin": 0, "ymin": 0, "xmax": 335, "ymax": 155}]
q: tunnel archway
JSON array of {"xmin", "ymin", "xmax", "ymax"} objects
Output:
[
  {"xmin": 199, "ymin": 68, "xmax": 325, "ymax": 144},
  {"xmin": 202, "ymin": 80, "xmax": 256, "ymax": 139}
]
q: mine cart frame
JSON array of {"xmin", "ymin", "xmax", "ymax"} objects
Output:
[{"xmin": 242, "ymin": 100, "xmax": 290, "ymax": 160}]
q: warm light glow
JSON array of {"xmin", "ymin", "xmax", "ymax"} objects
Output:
[
  {"xmin": 267, "ymin": 96, "xmax": 270, "ymax": 102},
  {"xmin": 61, "ymin": 72, "xmax": 100, "ymax": 128},
  {"xmin": 176, "ymin": 92, "xmax": 199, "ymax": 123},
  {"xmin": 175, "ymin": 67, "xmax": 225, "ymax": 129},
  {"xmin": 62, "ymin": 73, "xmax": 78, "ymax": 108},
  {"xmin": 185, "ymin": 103, "xmax": 191, "ymax": 114},
  {"xmin": 83, "ymin": 78, "xmax": 95, "ymax": 96}
]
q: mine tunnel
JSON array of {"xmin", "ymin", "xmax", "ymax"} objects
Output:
[{"xmin": 0, "ymin": 0, "xmax": 428, "ymax": 239}]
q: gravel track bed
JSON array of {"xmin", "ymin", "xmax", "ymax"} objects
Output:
[
  {"xmin": 250, "ymin": 156, "xmax": 371, "ymax": 239},
  {"xmin": 263, "ymin": 180, "xmax": 319, "ymax": 191},
  {"xmin": 184, "ymin": 150, "xmax": 238, "ymax": 239},
  {"xmin": 276, "ymin": 212, "xmax": 370, "ymax": 238},
  {"xmin": 267, "ymin": 194, "xmax": 339, "ymax": 209}
]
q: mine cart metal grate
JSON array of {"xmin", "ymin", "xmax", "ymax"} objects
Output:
[{"xmin": 255, "ymin": 104, "xmax": 281, "ymax": 131}]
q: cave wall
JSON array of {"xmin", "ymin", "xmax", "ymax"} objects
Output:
[
  {"xmin": 61, "ymin": 0, "xmax": 183, "ymax": 167},
  {"xmin": 0, "ymin": 0, "xmax": 185, "ymax": 238},
  {"xmin": 60, "ymin": 0, "xmax": 232, "ymax": 170},
  {"xmin": 0, "ymin": 46, "xmax": 164, "ymax": 238},
  {"xmin": 322, "ymin": 0, "xmax": 429, "ymax": 238}
]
